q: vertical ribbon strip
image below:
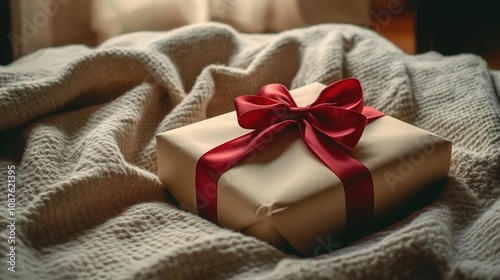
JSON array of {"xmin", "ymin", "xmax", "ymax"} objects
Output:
[{"xmin": 195, "ymin": 78, "xmax": 384, "ymax": 230}]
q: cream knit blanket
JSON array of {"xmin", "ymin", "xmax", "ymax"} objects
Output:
[{"xmin": 1, "ymin": 23, "xmax": 499, "ymax": 279}]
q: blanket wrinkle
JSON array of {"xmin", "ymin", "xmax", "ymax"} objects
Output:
[{"xmin": 1, "ymin": 22, "xmax": 499, "ymax": 279}]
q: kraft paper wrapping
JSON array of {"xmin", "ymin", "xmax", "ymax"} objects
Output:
[{"xmin": 156, "ymin": 83, "xmax": 452, "ymax": 256}]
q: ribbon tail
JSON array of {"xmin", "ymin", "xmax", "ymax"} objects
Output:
[
  {"xmin": 363, "ymin": 106, "xmax": 385, "ymax": 123},
  {"xmin": 196, "ymin": 122, "xmax": 291, "ymax": 224},
  {"xmin": 300, "ymin": 122, "xmax": 375, "ymax": 232}
]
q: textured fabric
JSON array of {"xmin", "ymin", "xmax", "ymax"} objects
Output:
[{"xmin": 1, "ymin": 23, "xmax": 499, "ymax": 279}]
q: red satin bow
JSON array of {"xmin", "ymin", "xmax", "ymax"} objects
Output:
[{"xmin": 195, "ymin": 78, "xmax": 384, "ymax": 231}]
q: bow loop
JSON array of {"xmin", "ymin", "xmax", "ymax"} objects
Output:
[
  {"xmin": 306, "ymin": 106, "xmax": 367, "ymax": 149},
  {"xmin": 311, "ymin": 78, "xmax": 365, "ymax": 113},
  {"xmin": 256, "ymin": 84, "xmax": 297, "ymax": 106},
  {"xmin": 234, "ymin": 96, "xmax": 291, "ymax": 130}
]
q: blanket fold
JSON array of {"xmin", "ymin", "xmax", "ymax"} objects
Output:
[{"xmin": 0, "ymin": 23, "xmax": 499, "ymax": 279}]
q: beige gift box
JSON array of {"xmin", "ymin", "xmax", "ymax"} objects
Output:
[{"xmin": 156, "ymin": 82, "xmax": 452, "ymax": 256}]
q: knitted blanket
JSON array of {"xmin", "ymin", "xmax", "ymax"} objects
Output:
[{"xmin": 1, "ymin": 23, "xmax": 499, "ymax": 280}]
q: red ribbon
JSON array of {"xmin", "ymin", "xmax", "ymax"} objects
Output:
[{"xmin": 195, "ymin": 78, "xmax": 384, "ymax": 231}]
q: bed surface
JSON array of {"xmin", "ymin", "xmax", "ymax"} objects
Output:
[{"xmin": 0, "ymin": 23, "xmax": 499, "ymax": 279}]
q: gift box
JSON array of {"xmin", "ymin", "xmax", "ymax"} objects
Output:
[{"xmin": 156, "ymin": 79, "xmax": 452, "ymax": 256}]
